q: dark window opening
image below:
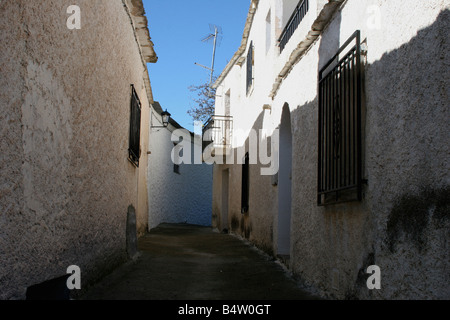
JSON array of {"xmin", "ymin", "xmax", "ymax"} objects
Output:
[
  {"xmin": 128, "ymin": 85, "xmax": 141, "ymax": 167},
  {"xmin": 317, "ymin": 30, "xmax": 364, "ymax": 206},
  {"xmin": 246, "ymin": 41, "xmax": 254, "ymax": 95},
  {"xmin": 241, "ymin": 152, "xmax": 250, "ymax": 213},
  {"xmin": 173, "ymin": 142, "xmax": 182, "ymax": 174}
]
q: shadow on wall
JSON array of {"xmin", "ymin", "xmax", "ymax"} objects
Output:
[
  {"xmin": 369, "ymin": 9, "xmax": 450, "ymax": 254},
  {"xmin": 212, "ymin": 110, "xmax": 278, "ymax": 254},
  {"xmin": 213, "ymin": 8, "xmax": 449, "ymax": 299},
  {"xmin": 277, "ymin": 103, "xmax": 293, "ymax": 257},
  {"xmin": 365, "ymin": 8, "xmax": 450, "ymax": 300},
  {"xmin": 289, "ymin": 8, "xmax": 449, "ymax": 299},
  {"xmin": 229, "ymin": 111, "xmax": 266, "ymax": 240},
  {"xmin": 213, "ymin": 10, "xmax": 450, "ymax": 299}
]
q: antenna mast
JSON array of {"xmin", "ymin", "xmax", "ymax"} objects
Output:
[
  {"xmin": 195, "ymin": 24, "xmax": 222, "ymax": 90},
  {"xmin": 209, "ymin": 25, "xmax": 218, "ymax": 87}
]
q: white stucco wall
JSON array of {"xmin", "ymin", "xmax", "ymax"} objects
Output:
[
  {"xmin": 212, "ymin": 0, "xmax": 449, "ymax": 299},
  {"xmin": 147, "ymin": 108, "xmax": 213, "ymax": 229}
]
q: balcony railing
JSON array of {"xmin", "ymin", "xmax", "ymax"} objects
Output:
[
  {"xmin": 202, "ymin": 115, "xmax": 233, "ymax": 154},
  {"xmin": 278, "ymin": 0, "xmax": 309, "ymax": 53}
]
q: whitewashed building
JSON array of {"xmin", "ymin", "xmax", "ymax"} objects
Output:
[
  {"xmin": 208, "ymin": 0, "xmax": 449, "ymax": 299},
  {"xmin": 148, "ymin": 102, "xmax": 213, "ymax": 229}
]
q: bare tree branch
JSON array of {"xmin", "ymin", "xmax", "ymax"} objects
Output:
[{"xmin": 187, "ymin": 77, "xmax": 217, "ymax": 123}]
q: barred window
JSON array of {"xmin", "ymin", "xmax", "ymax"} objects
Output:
[
  {"xmin": 317, "ymin": 31, "xmax": 363, "ymax": 205},
  {"xmin": 128, "ymin": 85, "xmax": 141, "ymax": 167}
]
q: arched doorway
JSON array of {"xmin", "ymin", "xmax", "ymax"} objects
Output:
[{"xmin": 277, "ymin": 103, "xmax": 292, "ymax": 256}]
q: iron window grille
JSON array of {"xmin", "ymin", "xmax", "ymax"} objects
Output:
[
  {"xmin": 128, "ymin": 84, "xmax": 141, "ymax": 167},
  {"xmin": 317, "ymin": 30, "xmax": 363, "ymax": 206},
  {"xmin": 241, "ymin": 153, "xmax": 250, "ymax": 213},
  {"xmin": 246, "ymin": 41, "xmax": 254, "ymax": 95},
  {"xmin": 278, "ymin": 0, "xmax": 309, "ymax": 53}
]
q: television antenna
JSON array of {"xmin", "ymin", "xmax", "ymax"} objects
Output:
[{"xmin": 195, "ymin": 24, "xmax": 223, "ymax": 90}]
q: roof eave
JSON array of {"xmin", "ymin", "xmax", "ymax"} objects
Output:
[
  {"xmin": 212, "ymin": 0, "xmax": 259, "ymax": 89},
  {"xmin": 125, "ymin": 0, "xmax": 158, "ymax": 63}
]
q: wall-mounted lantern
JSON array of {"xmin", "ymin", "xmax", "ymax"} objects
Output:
[
  {"xmin": 152, "ymin": 109, "xmax": 171, "ymax": 128},
  {"xmin": 161, "ymin": 110, "xmax": 171, "ymax": 127}
]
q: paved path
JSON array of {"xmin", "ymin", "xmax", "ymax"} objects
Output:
[{"xmin": 82, "ymin": 224, "xmax": 319, "ymax": 300}]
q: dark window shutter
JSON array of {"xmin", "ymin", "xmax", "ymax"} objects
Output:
[
  {"xmin": 128, "ymin": 85, "xmax": 141, "ymax": 167},
  {"xmin": 246, "ymin": 42, "xmax": 253, "ymax": 95}
]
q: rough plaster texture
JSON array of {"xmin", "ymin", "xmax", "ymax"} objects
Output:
[
  {"xmin": 1, "ymin": 0, "xmax": 153, "ymax": 299},
  {"xmin": 147, "ymin": 111, "xmax": 213, "ymax": 230},
  {"xmin": 212, "ymin": 0, "xmax": 449, "ymax": 299}
]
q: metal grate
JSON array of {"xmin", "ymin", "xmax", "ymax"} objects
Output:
[
  {"xmin": 317, "ymin": 30, "xmax": 363, "ymax": 206},
  {"xmin": 128, "ymin": 85, "xmax": 141, "ymax": 167},
  {"xmin": 278, "ymin": 0, "xmax": 309, "ymax": 53}
]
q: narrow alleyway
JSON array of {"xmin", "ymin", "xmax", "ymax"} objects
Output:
[{"xmin": 82, "ymin": 224, "xmax": 318, "ymax": 300}]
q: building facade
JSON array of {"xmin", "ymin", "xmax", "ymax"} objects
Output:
[
  {"xmin": 209, "ymin": 0, "xmax": 449, "ymax": 299},
  {"xmin": 0, "ymin": 0, "xmax": 156, "ymax": 299},
  {"xmin": 148, "ymin": 103, "xmax": 213, "ymax": 229}
]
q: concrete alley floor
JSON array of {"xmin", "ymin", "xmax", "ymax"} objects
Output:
[{"xmin": 82, "ymin": 223, "xmax": 319, "ymax": 300}]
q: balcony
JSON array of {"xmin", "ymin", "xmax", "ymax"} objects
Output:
[
  {"xmin": 278, "ymin": 0, "xmax": 309, "ymax": 52},
  {"xmin": 202, "ymin": 115, "xmax": 233, "ymax": 159}
]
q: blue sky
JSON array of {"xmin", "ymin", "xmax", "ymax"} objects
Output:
[{"xmin": 143, "ymin": 0, "xmax": 250, "ymax": 130}]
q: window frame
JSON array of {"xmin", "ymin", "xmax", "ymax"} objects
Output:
[{"xmin": 317, "ymin": 30, "xmax": 363, "ymax": 206}]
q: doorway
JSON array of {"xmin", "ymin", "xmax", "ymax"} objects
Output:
[
  {"xmin": 277, "ymin": 104, "xmax": 292, "ymax": 256},
  {"xmin": 221, "ymin": 169, "xmax": 229, "ymax": 232}
]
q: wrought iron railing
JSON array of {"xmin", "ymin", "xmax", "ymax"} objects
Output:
[
  {"xmin": 278, "ymin": 0, "xmax": 309, "ymax": 53},
  {"xmin": 202, "ymin": 115, "xmax": 233, "ymax": 150}
]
